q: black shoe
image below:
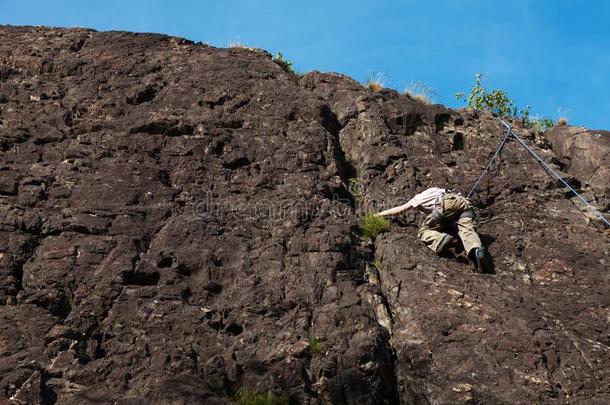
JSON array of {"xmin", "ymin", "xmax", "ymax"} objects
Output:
[
  {"xmin": 472, "ymin": 247, "xmax": 492, "ymax": 273},
  {"xmin": 436, "ymin": 235, "xmax": 455, "ymax": 255}
]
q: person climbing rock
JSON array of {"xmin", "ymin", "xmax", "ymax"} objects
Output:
[{"xmin": 376, "ymin": 187, "xmax": 492, "ymax": 273}]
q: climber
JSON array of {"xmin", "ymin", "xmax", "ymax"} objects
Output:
[{"xmin": 376, "ymin": 187, "xmax": 492, "ymax": 273}]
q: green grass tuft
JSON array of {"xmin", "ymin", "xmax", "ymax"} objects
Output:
[
  {"xmin": 236, "ymin": 389, "xmax": 289, "ymax": 405},
  {"xmin": 307, "ymin": 336, "xmax": 323, "ymax": 356},
  {"xmin": 359, "ymin": 213, "xmax": 390, "ymax": 241}
]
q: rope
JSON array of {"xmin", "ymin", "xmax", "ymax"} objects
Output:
[
  {"xmin": 466, "ymin": 125, "xmax": 511, "ymax": 198},
  {"xmin": 468, "ymin": 118, "xmax": 610, "ymax": 228}
]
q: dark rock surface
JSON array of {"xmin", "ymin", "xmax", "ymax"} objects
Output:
[{"xmin": 0, "ymin": 26, "xmax": 608, "ymax": 404}]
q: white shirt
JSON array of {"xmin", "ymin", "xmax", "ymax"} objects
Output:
[{"xmin": 407, "ymin": 187, "xmax": 445, "ymax": 213}]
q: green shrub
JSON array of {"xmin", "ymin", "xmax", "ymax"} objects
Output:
[
  {"xmin": 273, "ymin": 52, "xmax": 299, "ymax": 82},
  {"xmin": 529, "ymin": 117, "xmax": 555, "ymax": 132},
  {"xmin": 456, "ymin": 73, "xmax": 556, "ymax": 132},
  {"xmin": 359, "ymin": 213, "xmax": 389, "ymax": 241},
  {"xmin": 236, "ymin": 390, "xmax": 289, "ymax": 405},
  {"xmin": 455, "ymin": 73, "xmax": 514, "ymax": 117},
  {"xmin": 307, "ymin": 336, "xmax": 323, "ymax": 356}
]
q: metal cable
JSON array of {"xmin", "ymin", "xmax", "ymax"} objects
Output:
[
  {"xmin": 467, "ymin": 125, "xmax": 512, "ymax": 198},
  {"xmin": 497, "ymin": 118, "xmax": 610, "ymax": 228}
]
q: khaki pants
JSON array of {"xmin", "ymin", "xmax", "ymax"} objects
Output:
[{"xmin": 417, "ymin": 193, "xmax": 482, "ymax": 255}]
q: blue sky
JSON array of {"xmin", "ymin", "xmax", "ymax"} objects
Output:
[{"xmin": 1, "ymin": 0, "xmax": 609, "ymax": 129}]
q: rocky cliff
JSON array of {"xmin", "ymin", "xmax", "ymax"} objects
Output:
[{"xmin": 0, "ymin": 26, "xmax": 608, "ymax": 404}]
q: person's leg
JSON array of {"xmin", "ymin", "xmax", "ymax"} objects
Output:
[
  {"xmin": 418, "ymin": 214, "xmax": 451, "ymax": 253},
  {"xmin": 456, "ymin": 214, "xmax": 482, "ymax": 255},
  {"xmin": 454, "ymin": 201, "xmax": 492, "ymax": 273},
  {"xmin": 439, "ymin": 194, "xmax": 481, "ymax": 253}
]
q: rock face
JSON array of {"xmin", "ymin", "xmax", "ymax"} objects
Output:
[
  {"xmin": 0, "ymin": 26, "xmax": 608, "ymax": 404},
  {"xmin": 546, "ymin": 125, "xmax": 610, "ymax": 211}
]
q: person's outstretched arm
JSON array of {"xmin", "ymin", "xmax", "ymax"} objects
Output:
[{"xmin": 376, "ymin": 202, "xmax": 413, "ymax": 217}]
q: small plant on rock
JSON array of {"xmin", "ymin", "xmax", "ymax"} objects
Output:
[
  {"xmin": 273, "ymin": 52, "xmax": 299, "ymax": 82},
  {"xmin": 348, "ymin": 177, "xmax": 362, "ymax": 197},
  {"xmin": 456, "ymin": 73, "xmax": 557, "ymax": 133},
  {"xmin": 236, "ymin": 389, "xmax": 289, "ymax": 405},
  {"xmin": 359, "ymin": 213, "xmax": 389, "ymax": 241},
  {"xmin": 364, "ymin": 71, "xmax": 385, "ymax": 92},
  {"xmin": 403, "ymin": 80, "xmax": 436, "ymax": 104},
  {"xmin": 307, "ymin": 336, "xmax": 323, "ymax": 356},
  {"xmin": 229, "ymin": 40, "xmax": 246, "ymax": 48},
  {"xmin": 455, "ymin": 73, "xmax": 514, "ymax": 117},
  {"xmin": 366, "ymin": 81, "xmax": 382, "ymax": 92},
  {"xmin": 530, "ymin": 117, "xmax": 555, "ymax": 132}
]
